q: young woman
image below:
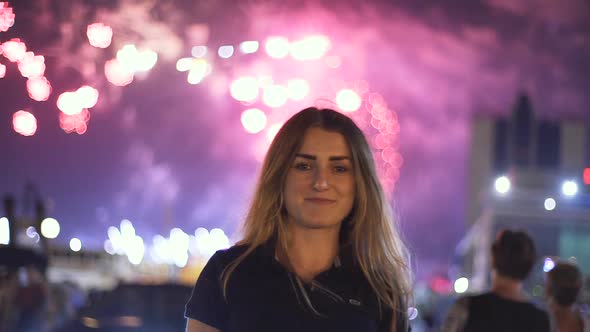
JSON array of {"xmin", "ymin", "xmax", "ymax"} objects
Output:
[{"xmin": 185, "ymin": 107, "xmax": 412, "ymax": 332}]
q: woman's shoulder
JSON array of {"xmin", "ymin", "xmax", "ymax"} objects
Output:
[{"xmin": 209, "ymin": 244, "xmax": 250, "ymax": 265}]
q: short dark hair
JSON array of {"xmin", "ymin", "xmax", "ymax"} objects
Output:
[
  {"xmin": 491, "ymin": 229, "xmax": 537, "ymax": 280},
  {"xmin": 547, "ymin": 262, "xmax": 582, "ymax": 306}
]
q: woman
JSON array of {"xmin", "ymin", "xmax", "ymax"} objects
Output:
[
  {"xmin": 185, "ymin": 107, "xmax": 412, "ymax": 332},
  {"xmin": 546, "ymin": 261, "xmax": 589, "ymax": 332}
]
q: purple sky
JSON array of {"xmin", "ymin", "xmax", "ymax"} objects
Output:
[{"xmin": 2, "ymin": 0, "xmax": 589, "ymax": 279}]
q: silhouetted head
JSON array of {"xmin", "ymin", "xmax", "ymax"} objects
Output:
[
  {"xmin": 492, "ymin": 229, "xmax": 537, "ymax": 281},
  {"xmin": 546, "ymin": 261, "xmax": 582, "ymax": 306}
]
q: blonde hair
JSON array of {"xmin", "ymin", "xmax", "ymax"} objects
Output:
[{"xmin": 222, "ymin": 107, "xmax": 412, "ymax": 331}]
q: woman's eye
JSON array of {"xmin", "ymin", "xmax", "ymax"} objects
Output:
[
  {"xmin": 294, "ymin": 163, "xmax": 311, "ymax": 170},
  {"xmin": 334, "ymin": 166, "xmax": 349, "ymax": 173}
]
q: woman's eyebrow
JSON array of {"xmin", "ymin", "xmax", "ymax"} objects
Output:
[{"xmin": 294, "ymin": 153, "xmax": 350, "ymax": 161}]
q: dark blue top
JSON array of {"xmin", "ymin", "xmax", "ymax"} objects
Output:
[{"xmin": 184, "ymin": 242, "xmax": 409, "ymax": 332}]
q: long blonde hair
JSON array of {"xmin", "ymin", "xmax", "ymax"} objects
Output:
[{"xmin": 222, "ymin": 107, "xmax": 412, "ymax": 330}]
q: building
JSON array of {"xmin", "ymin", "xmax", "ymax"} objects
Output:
[{"xmin": 461, "ymin": 93, "xmax": 590, "ymax": 291}]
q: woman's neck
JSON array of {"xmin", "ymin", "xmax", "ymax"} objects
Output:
[
  {"xmin": 279, "ymin": 223, "xmax": 340, "ymax": 282},
  {"xmin": 491, "ymin": 272, "xmax": 525, "ymax": 301}
]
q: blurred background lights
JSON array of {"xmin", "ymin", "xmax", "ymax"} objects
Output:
[
  {"xmin": 176, "ymin": 57, "xmax": 193, "ymax": 72},
  {"xmin": 0, "ymin": 63, "xmax": 5, "ymax": 78},
  {"xmin": 408, "ymin": 307, "xmax": 419, "ymax": 321},
  {"xmin": 584, "ymin": 168, "xmax": 590, "ymax": 185},
  {"xmin": 287, "ymin": 79, "xmax": 309, "ymax": 101},
  {"xmin": 289, "ymin": 35, "xmax": 331, "ymax": 61},
  {"xmin": 230, "ymin": 77, "xmax": 259, "ymax": 102},
  {"xmin": 336, "ymin": 89, "xmax": 362, "ymax": 112},
  {"xmin": 104, "ymin": 58, "xmax": 134, "ymax": 86},
  {"xmin": 544, "ymin": 198, "xmax": 556, "ymax": 211},
  {"xmin": 262, "ymin": 84, "xmax": 288, "ymax": 108},
  {"xmin": 494, "ymin": 176, "xmax": 511, "ymax": 194},
  {"xmin": 241, "ymin": 108, "xmax": 267, "ymax": 134},
  {"xmin": 0, "ymin": 217, "xmax": 9, "ymax": 245},
  {"xmin": 40, "ymin": 217, "xmax": 60, "ymax": 239},
  {"xmin": 2, "ymin": 39, "xmax": 26, "ymax": 62},
  {"xmin": 18, "ymin": 52, "xmax": 45, "ymax": 78},
  {"xmin": 104, "ymin": 239, "xmax": 115, "ymax": 255},
  {"xmin": 76, "ymin": 86, "xmax": 99, "ymax": 109},
  {"xmin": 70, "ymin": 238, "xmax": 82, "ymax": 252},
  {"xmin": 126, "ymin": 235, "xmax": 145, "ymax": 265},
  {"xmin": 191, "ymin": 45, "xmax": 207, "ymax": 58},
  {"xmin": 543, "ymin": 257, "xmax": 555, "ymax": 272},
  {"xmin": 26, "ymin": 77, "xmax": 52, "ymax": 101},
  {"xmin": 239, "ymin": 40, "xmax": 259, "ymax": 54},
  {"xmin": 57, "ymin": 92, "xmax": 84, "ymax": 115},
  {"xmin": 264, "ymin": 36, "xmax": 290, "ymax": 59},
  {"xmin": 12, "ymin": 110, "xmax": 37, "ymax": 136},
  {"xmin": 26, "ymin": 226, "xmax": 37, "ymax": 238},
  {"xmin": 562, "ymin": 180, "xmax": 578, "ymax": 197},
  {"xmin": 454, "ymin": 277, "xmax": 469, "ymax": 294},
  {"xmin": 116, "ymin": 45, "xmax": 158, "ymax": 73},
  {"xmin": 86, "ymin": 23, "xmax": 113, "ymax": 48},
  {"xmin": 186, "ymin": 59, "xmax": 211, "ymax": 84},
  {"xmin": 59, "ymin": 109, "xmax": 90, "ymax": 135},
  {"xmin": 217, "ymin": 45, "xmax": 234, "ymax": 59},
  {"xmin": 0, "ymin": 2, "xmax": 15, "ymax": 32}
]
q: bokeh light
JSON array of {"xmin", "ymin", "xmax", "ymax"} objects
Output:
[
  {"xmin": 191, "ymin": 45, "xmax": 207, "ymax": 58},
  {"xmin": 176, "ymin": 57, "xmax": 192, "ymax": 72},
  {"xmin": 0, "ymin": 3, "xmax": 15, "ymax": 32},
  {"xmin": 290, "ymin": 35, "xmax": 331, "ymax": 61},
  {"xmin": 230, "ymin": 77, "xmax": 259, "ymax": 102},
  {"xmin": 239, "ymin": 40, "xmax": 259, "ymax": 54},
  {"xmin": 543, "ymin": 257, "xmax": 555, "ymax": 272},
  {"xmin": 265, "ymin": 36, "xmax": 290, "ymax": 59},
  {"xmin": 494, "ymin": 176, "xmax": 511, "ymax": 194},
  {"xmin": 105, "ymin": 58, "xmax": 134, "ymax": 86},
  {"xmin": 544, "ymin": 198, "xmax": 556, "ymax": 211},
  {"xmin": 1, "ymin": 38, "xmax": 26, "ymax": 62},
  {"xmin": 262, "ymin": 84, "xmax": 288, "ymax": 108},
  {"xmin": 186, "ymin": 59, "xmax": 211, "ymax": 84},
  {"xmin": 241, "ymin": 108, "xmax": 267, "ymax": 134},
  {"xmin": 336, "ymin": 89, "xmax": 362, "ymax": 112},
  {"xmin": 454, "ymin": 277, "xmax": 469, "ymax": 293},
  {"xmin": 562, "ymin": 180, "xmax": 578, "ymax": 197},
  {"xmin": 287, "ymin": 79, "xmax": 310, "ymax": 101},
  {"xmin": 69, "ymin": 238, "xmax": 82, "ymax": 252},
  {"xmin": 0, "ymin": 217, "xmax": 9, "ymax": 245},
  {"xmin": 17, "ymin": 52, "xmax": 45, "ymax": 78},
  {"xmin": 26, "ymin": 76, "xmax": 52, "ymax": 101},
  {"xmin": 59, "ymin": 109, "xmax": 90, "ymax": 135},
  {"xmin": 0, "ymin": 63, "xmax": 5, "ymax": 78},
  {"xmin": 12, "ymin": 110, "xmax": 37, "ymax": 136},
  {"xmin": 57, "ymin": 91, "xmax": 84, "ymax": 115},
  {"xmin": 266, "ymin": 123, "xmax": 282, "ymax": 142},
  {"xmin": 40, "ymin": 217, "xmax": 60, "ymax": 239},
  {"xmin": 76, "ymin": 85, "xmax": 99, "ymax": 109},
  {"xmin": 86, "ymin": 22, "xmax": 113, "ymax": 48},
  {"xmin": 218, "ymin": 45, "xmax": 234, "ymax": 59}
]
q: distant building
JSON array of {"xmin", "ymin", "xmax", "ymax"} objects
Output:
[{"xmin": 461, "ymin": 93, "xmax": 590, "ymax": 292}]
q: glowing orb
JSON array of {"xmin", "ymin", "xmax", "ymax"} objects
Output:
[
  {"xmin": 87, "ymin": 23, "xmax": 113, "ymax": 48},
  {"xmin": 265, "ymin": 37, "xmax": 290, "ymax": 59},
  {"xmin": 241, "ymin": 108, "xmax": 267, "ymax": 134},
  {"xmin": 290, "ymin": 35, "xmax": 330, "ymax": 61},
  {"xmin": 230, "ymin": 77, "xmax": 259, "ymax": 102},
  {"xmin": 287, "ymin": 79, "xmax": 309, "ymax": 101},
  {"xmin": 262, "ymin": 85, "xmax": 288, "ymax": 108},
  {"xmin": 105, "ymin": 59, "xmax": 134, "ymax": 86},
  {"xmin": 12, "ymin": 110, "xmax": 37, "ymax": 136},
  {"xmin": 26, "ymin": 76, "xmax": 52, "ymax": 101},
  {"xmin": 336, "ymin": 89, "xmax": 362, "ymax": 112}
]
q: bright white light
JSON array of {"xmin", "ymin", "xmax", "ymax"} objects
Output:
[
  {"xmin": 12, "ymin": 110, "xmax": 37, "ymax": 136},
  {"xmin": 287, "ymin": 79, "xmax": 309, "ymax": 101},
  {"xmin": 76, "ymin": 86, "xmax": 99, "ymax": 109},
  {"xmin": 174, "ymin": 252, "xmax": 189, "ymax": 268},
  {"xmin": 239, "ymin": 40, "xmax": 259, "ymax": 54},
  {"xmin": 0, "ymin": 217, "xmax": 9, "ymax": 245},
  {"xmin": 186, "ymin": 59, "xmax": 210, "ymax": 85},
  {"xmin": 116, "ymin": 44, "xmax": 139, "ymax": 70},
  {"xmin": 218, "ymin": 45, "xmax": 234, "ymax": 59},
  {"xmin": 70, "ymin": 238, "xmax": 82, "ymax": 252},
  {"xmin": 26, "ymin": 76, "xmax": 52, "ymax": 101},
  {"xmin": 176, "ymin": 58, "xmax": 193, "ymax": 72},
  {"xmin": 0, "ymin": 63, "xmax": 6, "ymax": 78},
  {"xmin": 2, "ymin": 39, "xmax": 26, "ymax": 62},
  {"xmin": 336, "ymin": 89, "xmax": 362, "ymax": 112},
  {"xmin": 127, "ymin": 235, "xmax": 145, "ymax": 265},
  {"xmin": 135, "ymin": 49, "xmax": 158, "ymax": 72},
  {"xmin": 454, "ymin": 277, "xmax": 469, "ymax": 294},
  {"xmin": 86, "ymin": 23, "xmax": 113, "ymax": 48},
  {"xmin": 230, "ymin": 77, "xmax": 259, "ymax": 102},
  {"xmin": 544, "ymin": 198, "xmax": 556, "ymax": 211},
  {"xmin": 494, "ymin": 176, "xmax": 511, "ymax": 194},
  {"xmin": 191, "ymin": 45, "xmax": 207, "ymax": 58},
  {"xmin": 40, "ymin": 218, "xmax": 60, "ymax": 239},
  {"xmin": 104, "ymin": 58, "xmax": 134, "ymax": 86},
  {"xmin": 562, "ymin": 180, "xmax": 578, "ymax": 197},
  {"xmin": 57, "ymin": 92, "xmax": 83, "ymax": 115},
  {"xmin": 290, "ymin": 35, "xmax": 331, "ymax": 61},
  {"xmin": 408, "ymin": 307, "xmax": 419, "ymax": 321},
  {"xmin": 265, "ymin": 36, "xmax": 290, "ymax": 59},
  {"xmin": 209, "ymin": 228, "xmax": 230, "ymax": 250},
  {"xmin": 107, "ymin": 226, "xmax": 123, "ymax": 254},
  {"xmin": 120, "ymin": 219, "xmax": 135, "ymax": 238},
  {"xmin": 266, "ymin": 123, "xmax": 282, "ymax": 142},
  {"xmin": 241, "ymin": 108, "xmax": 267, "ymax": 134},
  {"xmin": 543, "ymin": 257, "xmax": 555, "ymax": 272},
  {"xmin": 262, "ymin": 85, "xmax": 288, "ymax": 108}
]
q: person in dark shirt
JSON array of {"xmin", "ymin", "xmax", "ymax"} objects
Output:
[
  {"xmin": 441, "ymin": 229, "xmax": 550, "ymax": 332},
  {"xmin": 185, "ymin": 107, "xmax": 412, "ymax": 332},
  {"xmin": 545, "ymin": 261, "xmax": 589, "ymax": 332}
]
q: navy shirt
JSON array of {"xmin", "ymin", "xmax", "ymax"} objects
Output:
[{"xmin": 185, "ymin": 242, "xmax": 409, "ymax": 332}]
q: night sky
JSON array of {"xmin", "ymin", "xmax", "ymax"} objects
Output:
[{"xmin": 2, "ymin": 0, "xmax": 589, "ymax": 279}]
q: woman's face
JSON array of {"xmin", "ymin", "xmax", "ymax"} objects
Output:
[{"xmin": 283, "ymin": 127, "xmax": 356, "ymax": 231}]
